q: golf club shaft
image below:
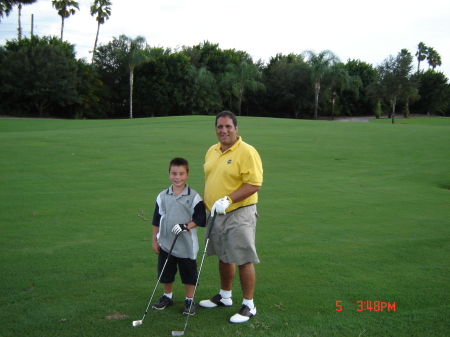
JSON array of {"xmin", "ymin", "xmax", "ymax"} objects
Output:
[
  {"xmin": 172, "ymin": 213, "xmax": 216, "ymax": 335},
  {"xmin": 138, "ymin": 233, "xmax": 180, "ymax": 322}
]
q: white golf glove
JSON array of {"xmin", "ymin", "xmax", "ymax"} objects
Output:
[
  {"xmin": 172, "ymin": 223, "xmax": 189, "ymax": 235},
  {"xmin": 211, "ymin": 196, "xmax": 232, "ymax": 215}
]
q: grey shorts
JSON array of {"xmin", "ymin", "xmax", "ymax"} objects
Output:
[{"xmin": 206, "ymin": 205, "xmax": 260, "ymax": 265}]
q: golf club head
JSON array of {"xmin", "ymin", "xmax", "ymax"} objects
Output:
[
  {"xmin": 132, "ymin": 320, "xmax": 143, "ymax": 327},
  {"xmin": 171, "ymin": 331, "xmax": 184, "ymax": 336}
]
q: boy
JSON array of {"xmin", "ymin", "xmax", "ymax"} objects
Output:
[{"xmin": 151, "ymin": 157, "xmax": 206, "ymax": 315}]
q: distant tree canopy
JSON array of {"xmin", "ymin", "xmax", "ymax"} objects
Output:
[
  {"xmin": 368, "ymin": 49, "xmax": 418, "ymax": 123},
  {"xmin": 1, "ymin": 0, "xmax": 447, "ymax": 119},
  {"xmin": 412, "ymin": 70, "xmax": 450, "ymax": 116},
  {"xmin": 0, "ymin": 34, "xmax": 449, "ymax": 119},
  {"xmin": 1, "ymin": 43, "xmax": 79, "ymax": 117},
  {"xmin": 0, "ymin": 36, "xmax": 105, "ymax": 118}
]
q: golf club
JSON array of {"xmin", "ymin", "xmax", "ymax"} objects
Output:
[
  {"xmin": 132, "ymin": 233, "xmax": 180, "ymax": 327},
  {"xmin": 171, "ymin": 213, "xmax": 216, "ymax": 336}
]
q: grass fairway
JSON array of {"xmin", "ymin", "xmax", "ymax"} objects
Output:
[{"xmin": 1, "ymin": 116, "xmax": 449, "ymax": 337}]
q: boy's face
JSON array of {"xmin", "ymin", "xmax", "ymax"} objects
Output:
[{"xmin": 169, "ymin": 165, "xmax": 188, "ymax": 189}]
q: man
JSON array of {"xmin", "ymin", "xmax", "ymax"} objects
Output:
[{"xmin": 199, "ymin": 110, "xmax": 263, "ymax": 324}]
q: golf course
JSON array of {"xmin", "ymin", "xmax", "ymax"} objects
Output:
[{"xmin": 1, "ymin": 116, "xmax": 449, "ymax": 336}]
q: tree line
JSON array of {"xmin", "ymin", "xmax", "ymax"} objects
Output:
[{"xmin": 1, "ymin": 1, "xmax": 449, "ymax": 121}]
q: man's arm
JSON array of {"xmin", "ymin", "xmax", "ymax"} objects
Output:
[{"xmin": 228, "ymin": 184, "xmax": 261, "ymax": 203}]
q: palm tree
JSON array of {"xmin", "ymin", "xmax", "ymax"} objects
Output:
[
  {"xmin": 327, "ymin": 63, "xmax": 362, "ymax": 120},
  {"xmin": 52, "ymin": 0, "xmax": 80, "ymax": 41},
  {"xmin": 186, "ymin": 66, "xmax": 222, "ymax": 115},
  {"xmin": 0, "ymin": 0, "xmax": 14, "ymax": 23},
  {"xmin": 415, "ymin": 42, "xmax": 428, "ymax": 73},
  {"xmin": 11, "ymin": 0, "xmax": 37, "ymax": 39},
  {"xmin": 426, "ymin": 47, "xmax": 442, "ymax": 70},
  {"xmin": 303, "ymin": 49, "xmax": 340, "ymax": 119},
  {"xmin": 118, "ymin": 35, "xmax": 153, "ymax": 118},
  {"xmin": 90, "ymin": 0, "xmax": 111, "ymax": 63},
  {"xmin": 221, "ymin": 60, "xmax": 265, "ymax": 115}
]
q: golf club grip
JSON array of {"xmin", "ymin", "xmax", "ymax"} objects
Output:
[{"xmin": 166, "ymin": 233, "xmax": 179, "ymax": 256}]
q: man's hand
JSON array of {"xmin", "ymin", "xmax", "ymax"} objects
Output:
[
  {"xmin": 211, "ymin": 196, "xmax": 232, "ymax": 215},
  {"xmin": 172, "ymin": 223, "xmax": 189, "ymax": 235}
]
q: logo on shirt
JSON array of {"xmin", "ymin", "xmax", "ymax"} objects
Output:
[{"xmin": 227, "ymin": 159, "xmax": 232, "ymax": 164}]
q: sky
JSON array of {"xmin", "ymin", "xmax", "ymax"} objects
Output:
[{"xmin": 1, "ymin": 0, "xmax": 449, "ymax": 78}]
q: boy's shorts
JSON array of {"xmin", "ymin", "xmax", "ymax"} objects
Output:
[
  {"xmin": 206, "ymin": 204, "xmax": 260, "ymax": 265},
  {"xmin": 158, "ymin": 249, "xmax": 198, "ymax": 285}
]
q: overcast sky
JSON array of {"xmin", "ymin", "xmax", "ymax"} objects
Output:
[{"xmin": 1, "ymin": 0, "xmax": 449, "ymax": 78}]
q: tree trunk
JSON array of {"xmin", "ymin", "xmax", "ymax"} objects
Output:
[
  {"xmin": 129, "ymin": 69, "xmax": 134, "ymax": 119},
  {"xmin": 294, "ymin": 106, "xmax": 300, "ymax": 119},
  {"xmin": 36, "ymin": 103, "xmax": 44, "ymax": 118},
  {"xmin": 238, "ymin": 85, "xmax": 244, "ymax": 116},
  {"xmin": 314, "ymin": 81, "xmax": 320, "ymax": 120},
  {"xmin": 92, "ymin": 22, "xmax": 100, "ymax": 63},
  {"xmin": 391, "ymin": 97, "xmax": 397, "ymax": 124},
  {"xmin": 331, "ymin": 89, "xmax": 336, "ymax": 120},
  {"xmin": 36, "ymin": 100, "xmax": 50, "ymax": 118},
  {"xmin": 17, "ymin": 4, "xmax": 22, "ymax": 39},
  {"xmin": 403, "ymin": 99, "xmax": 410, "ymax": 118},
  {"xmin": 61, "ymin": 17, "xmax": 64, "ymax": 41},
  {"xmin": 374, "ymin": 100, "xmax": 382, "ymax": 118}
]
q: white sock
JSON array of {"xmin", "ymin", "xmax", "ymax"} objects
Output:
[
  {"xmin": 164, "ymin": 292, "xmax": 173, "ymax": 299},
  {"xmin": 243, "ymin": 299, "xmax": 254, "ymax": 310},
  {"xmin": 219, "ymin": 289, "xmax": 232, "ymax": 299}
]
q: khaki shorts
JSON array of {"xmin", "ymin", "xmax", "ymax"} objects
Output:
[{"xmin": 206, "ymin": 205, "xmax": 260, "ymax": 265}]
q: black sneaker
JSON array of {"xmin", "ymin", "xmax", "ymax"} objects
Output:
[
  {"xmin": 152, "ymin": 295, "xmax": 173, "ymax": 310},
  {"xmin": 183, "ymin": 299, "xmax": 196, "ymax": 316}
]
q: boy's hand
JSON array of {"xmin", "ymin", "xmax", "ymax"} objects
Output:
[
  {"xmin": 152, "ymin": 241, "xmax": 160, "ymax": 254},
  {"xmin": 172, "ymin": 223, "xmax": 189, "ymax": 235}
]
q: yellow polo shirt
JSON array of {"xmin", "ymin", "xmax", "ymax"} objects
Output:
[{"xmin": 204, "ymin": 137, "xmax": 263, "ymax": 212}]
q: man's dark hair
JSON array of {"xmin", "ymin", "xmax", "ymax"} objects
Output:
[
  {"xmin": 215, "ymin": 110, "xmax": 237, "ymax": 127},
  {"xmin": 169, "ymin": 157, "xmax": 189, "ymax": 173}
]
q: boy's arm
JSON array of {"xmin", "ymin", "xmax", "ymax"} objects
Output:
[
  {"xmin": 152, "ymin": 225, "xmax": 160, "ymax": 254},
  {"xmin": 152, "ymin": 200, "xmax": 161, "ymax": 254},
  {"xmin": 185, "ymin": 221, "xmax": 197, "ymax": 231},
  {"xmin": 173, "ymin": 196, "xmax": 206, "ymax": 232},
  {"xmin": 191, "ymin": 199, "xmax": 206, "ymax": 228}
]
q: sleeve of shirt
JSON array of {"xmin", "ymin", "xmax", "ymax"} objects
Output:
[
  {"xmin": 152, "ymin": 199, "xmax": 161, "ymax": 227},
  {"xmin": 192, "ymin": 194, "xmax": 206, "ymax": 228},
  {"xmin": 242, "ymin": 147, "xmax": 263, "ymax": 186}
]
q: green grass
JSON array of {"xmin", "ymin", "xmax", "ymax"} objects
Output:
[{"xmin": 1, "ymin": 116, "xmax": 449, "ymax": 337}]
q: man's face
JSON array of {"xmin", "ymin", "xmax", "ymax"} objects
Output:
[{"xmin": 216, "ymin": 116, "xmax": 238, "ymax": 148}]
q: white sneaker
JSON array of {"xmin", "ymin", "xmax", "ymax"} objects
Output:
[
  {"xmin": 230, "ymin": 304, "xmax": 257, "ymax": 323},
  {"xmin": 199, "ymin": 294, "xmax": 233, "ymax": 308}
]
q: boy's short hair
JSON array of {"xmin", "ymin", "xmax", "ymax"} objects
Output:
[
  {"xmin": 215, "ymin": 110, "xmax": 237, "ymax": 127},
  {"xmin": 169, "ymin": 157, "xmax": 189, "ymax": 173}
]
